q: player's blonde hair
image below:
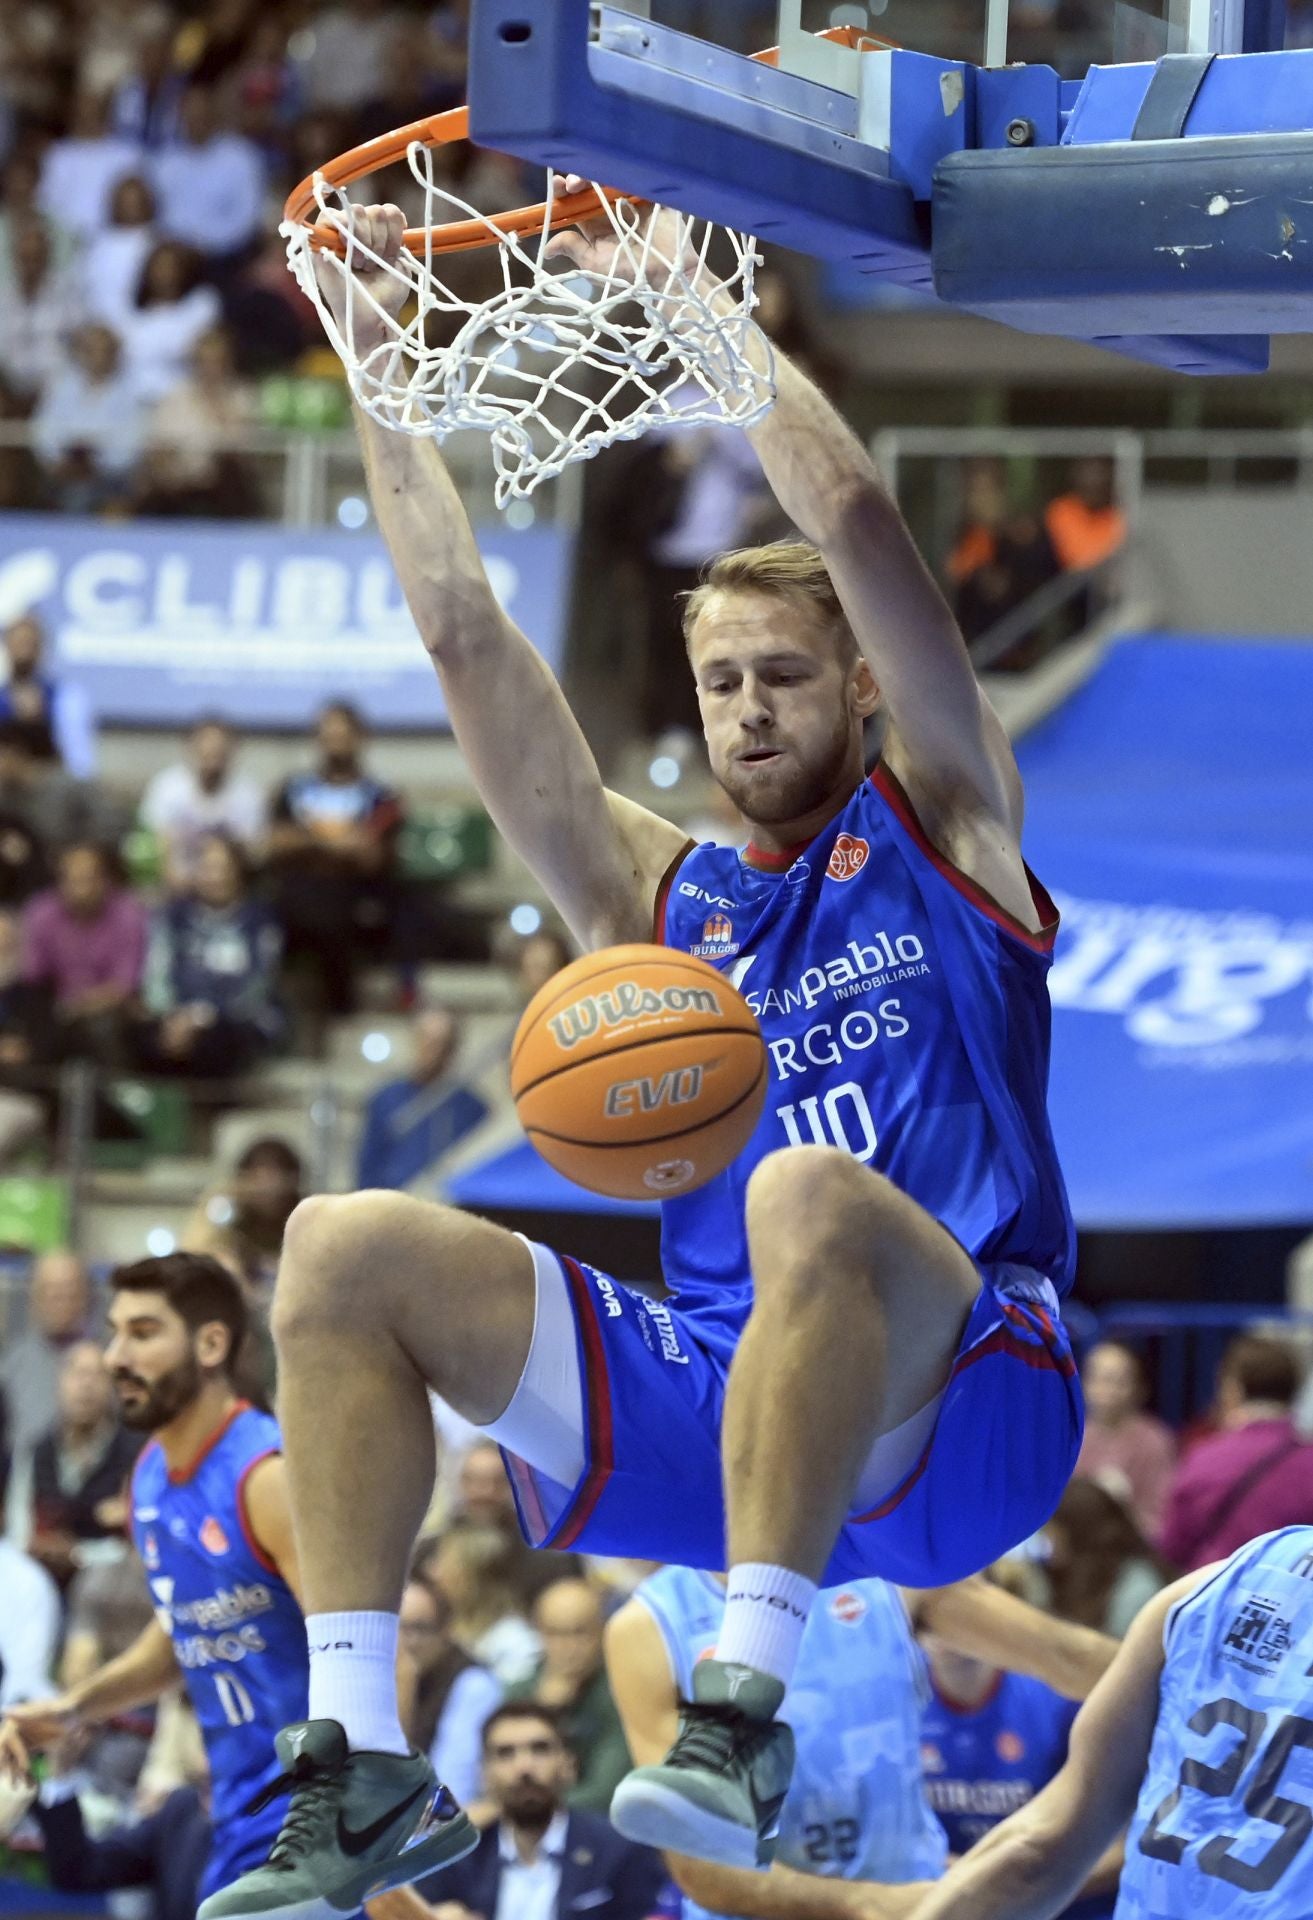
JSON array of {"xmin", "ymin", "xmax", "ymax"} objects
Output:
[{"xmin": 682, "ymin": 540, "xmax": 859, "ymax": 667}]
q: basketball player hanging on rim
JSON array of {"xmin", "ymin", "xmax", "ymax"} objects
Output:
[{"xmin": 203, "ymin": 200, "xmax": 1082, "ymax": 1920}]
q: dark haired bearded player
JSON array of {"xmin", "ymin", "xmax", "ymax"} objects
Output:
[
  {"xmin": 0, "ymin": 1254, "xmax": 475, "ymax": 1907},
  {"xmin": 203, "ymin": 200, "xmax": 1082, "ymax": 1920}
]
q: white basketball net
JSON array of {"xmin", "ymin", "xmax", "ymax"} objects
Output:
[{"xmin": 282, "ymin": 145, "xmax": 776, "ymax": 504}]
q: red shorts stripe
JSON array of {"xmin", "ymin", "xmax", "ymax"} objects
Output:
[
  {"xmin": 548, "ymin": 1257, "xmax": 616, "ymax": 1551},
  {"xmin": 235, "ymin": 1446, "xmax": 281, "ymax": 1574},
  {"xmin": 851, "ymin": 1314, "xmax": 1075, "ymax": 1525}
]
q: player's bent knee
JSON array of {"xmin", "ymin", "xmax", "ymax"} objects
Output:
[
  {"xmin": 748, "ymin": 1143, "xmax": 888, "ymax": 1229},
  {"xmin": 274, "ymin": 1189, "xmax": 456, "ymax": 1332}
]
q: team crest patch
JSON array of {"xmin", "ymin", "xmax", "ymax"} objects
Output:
[
  {"xmin": 996, "ymin": 1730, "xmax": 1025, "ymax": 1763},
  {"xmin": 200, "ymin": 1515, "xmax": 230, "ymax": 1557},
  {"xmin": 827, "ymin": 834, "xmax": 869, "ymax": 882},
  {"xmin": 691, "ymin": 911, "xmax": 739, "ymax": 960},
  {"xmin": 829, "ymin": 1589, "xmax": 868, "ymax": 1625}
]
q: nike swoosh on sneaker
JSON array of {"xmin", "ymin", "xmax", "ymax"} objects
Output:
[{"xmin": 337, "ymin": 1783, "xmax": 430, "ymax": 1857}]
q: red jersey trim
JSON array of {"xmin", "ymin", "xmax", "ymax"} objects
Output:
[
  {"xmin": 652, "ymin": 839, "xmax": 697, "ymax": 944},
  {"xmin": 932, "ymin": 1670, "xmax": 1006, "ymax": 1716},
  {"xmin": 546, "ymin": 1257, "xmax": 615, "ymax": 1551},
  {"xmin": 235, "ymin": 1446, "xmax": 282, "ymax": 1576},
  {"xmin": 742, "ymin": 832, "xmax": 816, "ymax": 873},
  {"xmin": 869, "ymin": 765, "xmax": 1059, "ymax": 955},
  {"xmin": 167, "ymin": 1399, "xmax": 252, "ymax": 1485}
]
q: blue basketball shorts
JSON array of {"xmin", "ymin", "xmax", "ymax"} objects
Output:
[{"xmin": 488, "ymin": 1243, "xmax": 1083, "ymax": 1589}]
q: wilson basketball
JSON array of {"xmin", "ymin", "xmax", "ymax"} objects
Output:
[{"xmin": 511, "ymin": 944, "xmax": 767, "ymax": 1200}]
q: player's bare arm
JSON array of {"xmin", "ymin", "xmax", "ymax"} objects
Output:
[
  {"xmin": 241, "ymin": 1452, "xmax": 303, "ymax": 1604},
  {"xmin": 314, "ymin": 204, "xmax": 688, "ymax": 949},
  {"xmin": 604, "ymin": 1603, "xmax": 934, "ymax": 1920},
  {"xmin": 903, "ymin": 1577, "xmax": 1116, "ymax": 1701},
  {"xmin": 909, "ymin": 1576, "xmax": 1194, "ymax": 1920},
  {"xmin": 1, "ymin": 1617, "xmax": 179, "ymax": 1764}
]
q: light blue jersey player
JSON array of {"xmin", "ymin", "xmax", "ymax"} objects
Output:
[
  {"xmin": 203, "ymin": 196, "xmax": 1086, "ymax": 1920},
  {"xmin": 604, "ymin": 1561, "xmax": 1116, "ymax": 1920},
  {"xmin": 629, "ymin": 1565, "xmax": 948, "ymax": 1907},
  {"xmin": 912, "ymin": 1527, "xmax": 1313, "ymax": 1920}
]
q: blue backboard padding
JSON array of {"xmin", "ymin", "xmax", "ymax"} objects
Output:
[
  {"xmin": 468, "ymin": 0, "xmax": 926, "ymax": 265},
  {"xmin": 1066, "ymin": 46, "xmax": 1313, "ymax": 143},
  {"xmin": 933, "ymin": 135, "xmax": 1313, "ymax": 346},
  {"xmin": 1019, "ymin": 635, "xmax": 1313, "ymax": 1229}
]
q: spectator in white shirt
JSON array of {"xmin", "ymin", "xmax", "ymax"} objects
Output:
[
  {"xmin": 151, "ymin": 87, "xmax": 267, "ymax": 267},
  {"xmin": 82, "ymin": 173, "xmax": 157, "ymax": 324},
  {"xmin": 115, "ymin": 240, "xmax": 220, "ymax": 404},
  {"xmin": 0, "ymin": 1535, "xmax": 60, "ymax": 1706},
  {"xmin": 135, "ymin": 325, "xmax": 259, "ymax": 518},
  {"xmin": 0, "ymin": 220, "xmax": 84, "ymax": 408},
  {"xmin": 140, "ymin": 716, "xmax": 267, "ymax": 890},
  {"xmin": 31, "ymin": 323, "xmax": 145, "ymax": 513},
  {"xmin": 300, "ymin": 0, "xmax": 403, "ymax": 113},
  {"xmin": 37, "ymin": 91, "xmax": 142, "ymax": 241}
]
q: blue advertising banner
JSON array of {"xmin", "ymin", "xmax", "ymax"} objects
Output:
[
  {"xmin": 0, "ymin": 514, "xmax": 572, "ymax": 730},
  {"xmin": 452, "ymin": 636, "xmax": 1313, "ymax": 1232},
  {"xmin": 1020, "ymin": 634, "xmax": 1313, "ymax": 1229}
]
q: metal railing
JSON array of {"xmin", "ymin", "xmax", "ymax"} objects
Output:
[
  {"xmin": 0, "ymin": 421, "xmax": 582, "ymax": 531},
  {"xmin": 873, "ymin": 426, "xmax": 1313, "ymax": 578}
]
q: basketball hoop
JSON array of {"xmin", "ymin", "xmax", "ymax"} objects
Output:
[{"xmin": 281, "ymin": 103, "xmax": 774, "ymax": 503}]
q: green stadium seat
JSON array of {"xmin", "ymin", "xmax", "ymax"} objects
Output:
[
  {"xmin": 400, "ymin": 806, "xmax": 492, "ymax": 882},
  {"xmin": 0, "ymin": 1176, "xmax": 69, "ymax": 1253}
]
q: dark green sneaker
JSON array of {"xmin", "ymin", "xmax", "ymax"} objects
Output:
[
  {"xmin": 610, "ymin": 1660, "xmax": 794, "ymax": 1870},
  {"xmin": 196, "ymin": 1720, "xmax": 477, "ymax": 1920}
]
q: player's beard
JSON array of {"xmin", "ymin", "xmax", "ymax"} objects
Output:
[
  {"xmin": 715, "ymin": 708, "xmax": 853, "ymax": 828},
  {"xmin": 114, "ymin": 1351, "xmax": 204, "ymax": 1431}
]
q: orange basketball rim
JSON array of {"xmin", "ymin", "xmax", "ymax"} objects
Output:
[{"xmin": 282, "ymin": 25, "xmax": 886, "ymax": 259}]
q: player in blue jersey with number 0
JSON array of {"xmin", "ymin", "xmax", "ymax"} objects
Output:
[
  {"xmin": 909, "ymin": 1525, "xmax": 1313, "ymax": 1919},
  {"xmin": 0, "ymin": 1253, "xmax": 473, "ymax": 1907},
  {"xmin": 205, "ymin": 199, "xmax": 1082, "ymax": 1920}
]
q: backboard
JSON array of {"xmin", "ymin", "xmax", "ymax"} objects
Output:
[{"xmin": 465, "ymin": 0, "xmax": 1311, "ymax": 372}]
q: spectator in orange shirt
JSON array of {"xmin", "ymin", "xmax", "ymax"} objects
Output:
[
  {"xmin": 947, "ymin": 457, "xmax": 1059, "ymax": 646},
  {"xmin": 1044, "ymin": 457, "xmax": 1127, "ymax": 573}
]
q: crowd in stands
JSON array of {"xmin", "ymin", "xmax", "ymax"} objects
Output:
[
  {"xmin": 0, "ymin": 0, "xmax": 618, "ymax": 518},
  {"xmin": 0, "ymin": 604, "xmax": 529, "ymax": 1175}
]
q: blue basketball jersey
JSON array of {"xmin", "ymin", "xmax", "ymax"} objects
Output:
[
  {"xmin": 658, "ymin": 771, "xmax": 1074, "ymax": 1356},
  {"xmin": 635, "ymin": 1565, "xmax": 947, "ymax": 1908},
  {"xmin": 921, "ymin": 1671, "xmax": 1079, "ymax": 1855},
  {"xmin": 921, "ymin": 1673, "xmax": 1113, "ymax": 1919},
  {"xmin": 131, "ymin": 1404, "xmax": 309, "ymax": 1836},
  {"xmin": 1118, "ymin": 1527, "xmax": 1313, "ymax": 1920}
]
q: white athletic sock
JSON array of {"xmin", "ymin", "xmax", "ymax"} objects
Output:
[
  {"xmin": 714, "ymin": 1563, "xmax": 817, "ymax": 1690},
  {"xmin": 306, "ymin": 1611, "xmax": 410, "ymax": 1755}
]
